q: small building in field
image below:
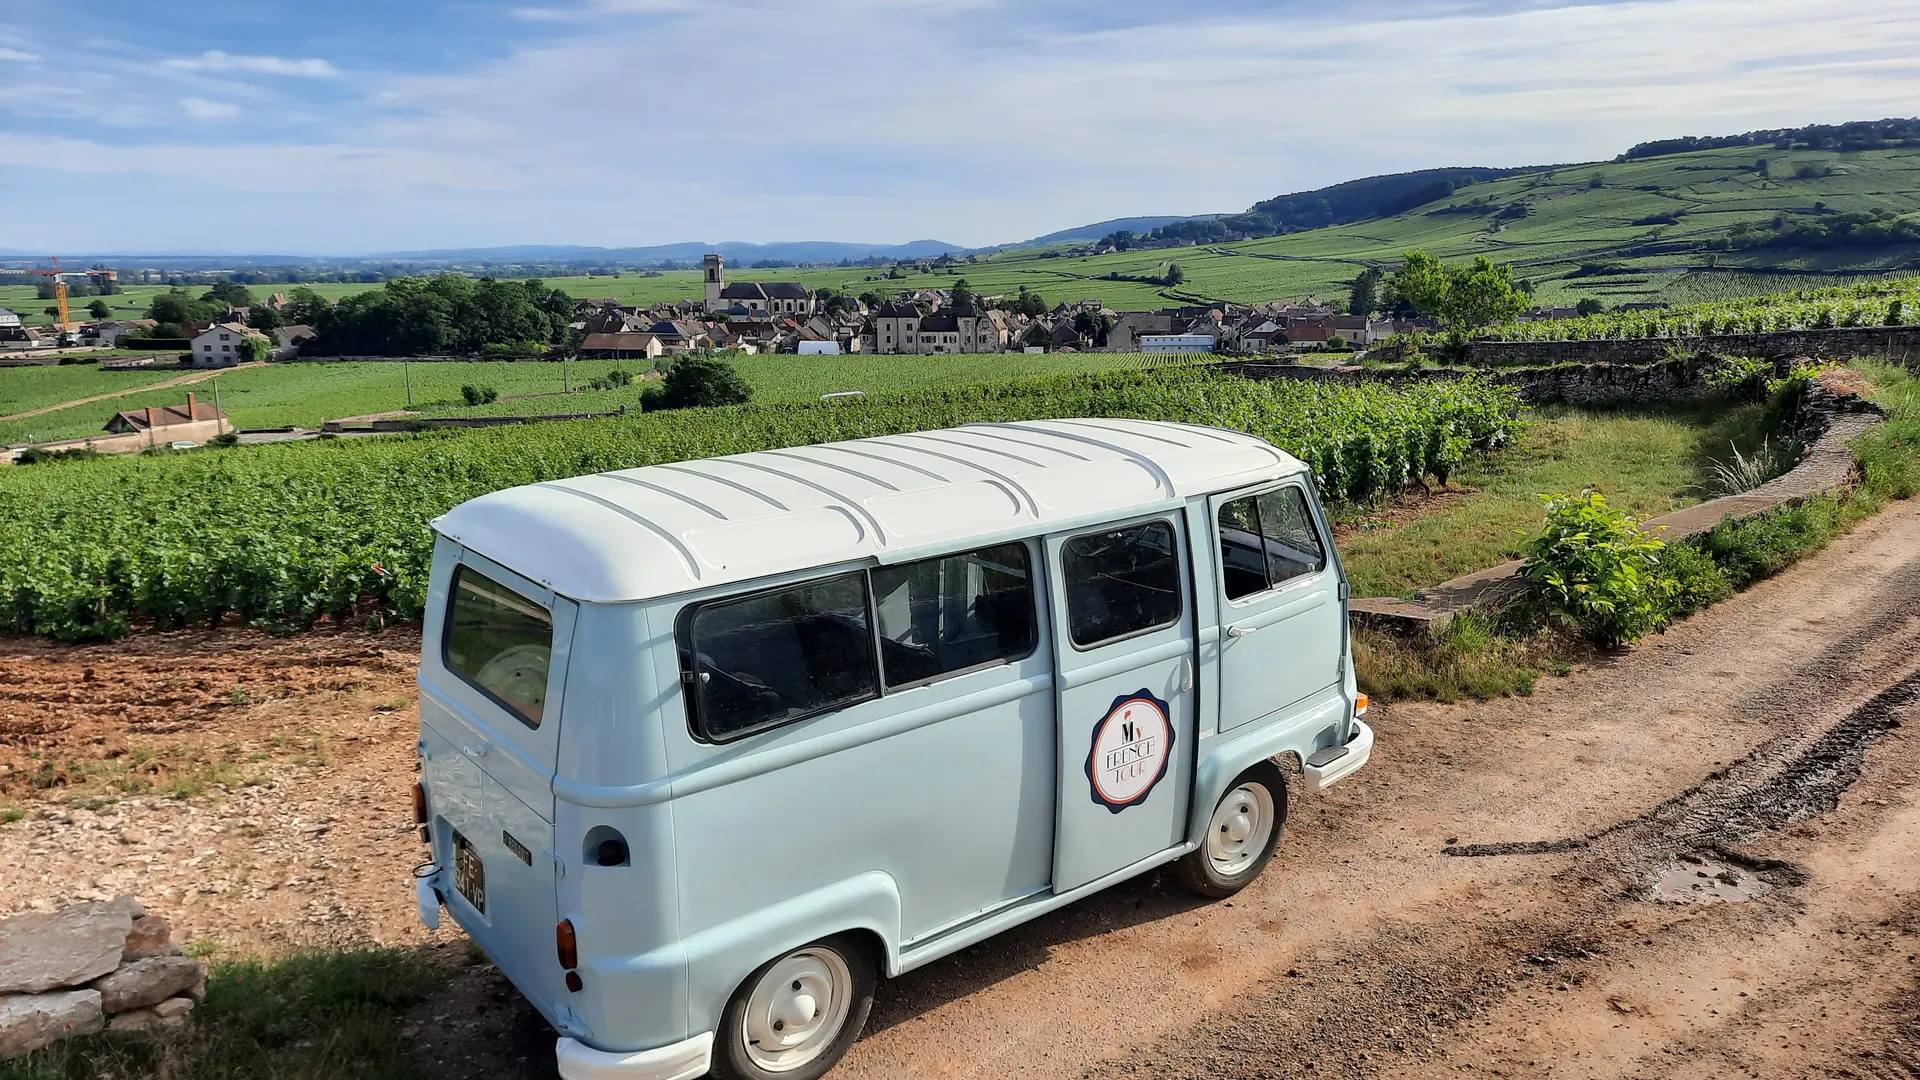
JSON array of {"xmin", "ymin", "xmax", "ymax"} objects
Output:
[
  {"xmin": 797, "ymin": 339, "xmax": 841, "ymax": 355},
  {"xmin": 1139, "ymin": 334, "xmax": 1217, "ymax": 353},
  {"xmin": 188, "ymin": 323, "xmax": 267, "ymax": 368},
  {"xmin": 273, "ymin": 324, "xmax": 315, "ymax": 360},
  {"xmin": 104, "ymin": 393, "xmax": 228, "ymax": 437},
  {"xmin": 0, "ymin": 308, "xmax": 21, "ymax": 330},
  {"xmin": 580, "ymin": 332, "xmax": 666, "ymax": 360}
]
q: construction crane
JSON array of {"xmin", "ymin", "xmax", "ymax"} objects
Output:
[{"xmin": 26, "ymin": 257, "xmax": 74, "ymax": 333}]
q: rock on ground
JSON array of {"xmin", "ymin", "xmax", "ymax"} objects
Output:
[
  {"xmin": 122, "ymin": 913, "xmax": 181, "ymax": 961},
  {"xmin": 0, "ymin": 990, "xmax": 105, "ymax": 1059},
  {"xmin": 90, "ymin": 955, "xmax": 205, "ymax": 1013},
  {"xmin": 0, "ymin": 903, "xmax": 133, "ymax": 994}
]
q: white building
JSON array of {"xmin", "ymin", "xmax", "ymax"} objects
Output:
[
  {"xmin": 189, "ymin": 323, "xmax": 263, "ymax": 368},
  {"xmin": 797, "ymin": 340, "xmax": 841, "ymax": 355},
  {"xmin": 1139, "ymin": 334, "xmax": 1217, "ymax": 354},
  {"xmin": 0, "ymin": 308, "xmax": 21, "ymax": 330}
]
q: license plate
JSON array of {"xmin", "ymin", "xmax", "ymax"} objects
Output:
[{"xmin": 453, "ymin": 830, "xmax": 486, "ymax": 915}]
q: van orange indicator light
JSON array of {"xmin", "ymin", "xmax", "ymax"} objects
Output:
[
  {"xmin": 557, "ymin": 919, "xmax": 578, "ymax": 970},
  {"xmin": 1354, "ymin": 693, "xmax": 1369, "ymax": 717},
  {"xmin": 411, "ymin": 781, "xmax": 428, "ymax": 825}
]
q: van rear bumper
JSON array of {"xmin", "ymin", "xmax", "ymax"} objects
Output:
[
  {"xmin": 1302, "ymin": 718, "xmax": 1373, "ymax": 791},
  {"xmin": 555, "ymin": 1032, "xmax": 712, "ymax": 1080}
]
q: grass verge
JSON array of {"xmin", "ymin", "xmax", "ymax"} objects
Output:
[
  {"xmin": 0, "ymin": 949, "xmax": 446, "ymax": 1080},
  {"xmin": 1357, "ymin": 360, "xmax": 1920, "ymax": 703}
]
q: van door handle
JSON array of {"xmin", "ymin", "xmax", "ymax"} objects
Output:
[
  {"xmin": 1181, "ymin": 657, "xmax": 1195, "ymax": 693},
  {"xmin": 460, "ymin": 741, "xmax": 491, "ymax": 759},
  {"xmin": 1226, "ymin": 623, "xmax": 1259, "ymax": 638}
]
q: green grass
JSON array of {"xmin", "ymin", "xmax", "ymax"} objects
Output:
[
  {"xmin": 1337, "ymin": 402, "xmax": 1765, "ymax": 599},
  {"xmin": 0, "ymin": 364, "xmax": 197, "ymax": 419},
  {"xmin": 1354, "ymin": 360, "xmax": 1920, "ymax": 703},
  {"xmin": 0, "ymin": 353, "xmax": 1211, "ymax": 444},
  {"xmin": 0, "ymin": 949, "xmax": 446, "ymax": 1080}
]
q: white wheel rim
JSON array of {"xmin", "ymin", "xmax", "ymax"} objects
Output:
[
  {"xmin": 741, "ymin": 946, "xmax": 854, "ymax": 1073},
  {"xmin": 1206, "ymin": 782, "xmax": 1275, "ymax": 878}
]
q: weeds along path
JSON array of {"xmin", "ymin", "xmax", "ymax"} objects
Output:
[
  {"xmin": 0, "ymin": 503, "xmax": 1916, "ymax": 1080},
  {"xmin": 0, "ymin": 361, "xmax": 267, "ymax": 424}
]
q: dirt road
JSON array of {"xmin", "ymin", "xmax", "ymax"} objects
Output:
[
  {"xmin": 2, "ymin": 500, "xmax": 1918, "ymax": 1079},
  {"xmin": 0, "ymin": 361, "xmax": 267, "ymax": 424}
]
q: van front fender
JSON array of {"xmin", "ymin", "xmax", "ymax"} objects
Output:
[
  {"xmin": 673, "ymin": 870, "xmax": 903, "ymax": 1039},
  {"xmin": 1188, "ymin": 692, "xmax": 1349, "ymax": 841}
]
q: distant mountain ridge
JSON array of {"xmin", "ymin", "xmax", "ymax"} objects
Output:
[{"xmin": 366, "ymin": 239, "xmax": 965, "ymax": 264}]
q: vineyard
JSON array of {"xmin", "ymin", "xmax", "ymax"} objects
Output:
[
  {"xmin": 0, "ymin": 368, "xmax": 1521, "ymax": 640},
  {"xmin": 1482, "ymin": 274, "xmax": 1920, "ymax": 342}
]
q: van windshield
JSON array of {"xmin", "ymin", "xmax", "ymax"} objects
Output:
[{"xmin": 444, "ymin": 567, "xmax": 554, "ymax": 729}]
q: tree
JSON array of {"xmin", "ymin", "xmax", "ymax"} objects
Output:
[
  {"xmin": 1003, "ymin": 285, "xmax": 1047, "ymax": 318},
  {"xmin": 1164, "ymin": 262, "xmax": 1185, "ymax": 287},
  {"xmin": 1073, "ymin": 311, "xmax": 1116, "ymax": 346},
  {"xmin": 858, "ymin": 290, "xmax": 885, "ymax": 310},
  {"xmin": 1346, "ymin": 267, "xmax": 1383, "ymax": 315},
  {"xmin": 657, "ymin": 355, "xmax": 753, "ymax": 409},
  {"xmin": 1575, "ymin": 298, "xmax": 1606, "ymax": 317},
  {"xmin": 247, "ymin": 305, "xmax": 283, "ymax": 331},
  {"xmin": 239, "ymin": 335, "xmax": 272, "ymax": 363},
  {"xmin": 201, "ymin": 281, "xmax": 256, "ymax": 309},
  {"xmin": 86, "ymin": 299, "xmax": 111, "ymax": 320},
  {"xmin": 281, "ymin": 286, "xmax": 328, "ymax": 326},
  {"xmin": 950, "ymin": 278, "xmax": 975, "ymax": 310},
  {"xmin": 1387, "ymin": 250, "xmax": 1530, "ymax": 334},
  {"xmin": 147, "ymin": 288, "xmax": 220, "ymax": 328}
]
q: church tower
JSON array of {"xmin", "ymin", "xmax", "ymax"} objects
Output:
[{"xmin": 703, "ymin": 253, "xmax": 724, "ymax": 311}]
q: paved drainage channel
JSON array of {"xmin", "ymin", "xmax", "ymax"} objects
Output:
[{"xmin": 1442, "ymin": 670, "xmax": 1920, "ymax": 900}]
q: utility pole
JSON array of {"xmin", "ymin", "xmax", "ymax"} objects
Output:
[
  {"xmin": 404, "ymin": 358, "xmax": 414, "ymax": 408},
  {"xmin": 212, "ymin": 378, "xmax": 224, "ymax": 435}
]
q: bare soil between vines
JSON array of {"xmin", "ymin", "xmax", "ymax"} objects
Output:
[{"xmin": 2, "ymin": 501, "xmax": 1919, "ymax": 1080}]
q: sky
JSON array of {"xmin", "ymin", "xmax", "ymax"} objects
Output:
[{"xmin": 2, "ymin": 0, "xmax": 1918, "ymax": 255}]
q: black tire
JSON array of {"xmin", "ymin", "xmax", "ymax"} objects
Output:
[
  {"xmin": 709, "ymin": 934, "xmax": 876, "ymax": 1080},
  {"xmin": 1173, "ymin": 762, "xmax": 1288, "ymax": 899}
]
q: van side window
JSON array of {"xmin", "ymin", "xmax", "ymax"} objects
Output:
[
  {"xmin": 1217, "ymin": 487, "xmax": 1328, "ymax": 601},
  {"xmin": 1063, "ymin": 520, "xmax": 1182, "ymax": 648},
  {"xmin": 443, "ymin": 567, "xmax": 554, "ymax": 729},
  {"xmin": 872, "ymin": 542, "xmax": 1036, "ymax": 688},
  {"xmin": 1257, "ymin": 487, "xmax": 1327, "ymax": 584},
  {"xmin": 685, "ymin": 573, "xmax": 879, "ymax": 742}
]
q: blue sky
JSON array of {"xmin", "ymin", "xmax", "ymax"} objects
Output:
[{"xmin": 2, "ymin": 0, "xmax": 1917, "ymax": 255}]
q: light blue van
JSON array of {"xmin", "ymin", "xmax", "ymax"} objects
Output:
[{"xmin": 412, "ymin": 418, "xmax": 1373, "ymax": 1080}]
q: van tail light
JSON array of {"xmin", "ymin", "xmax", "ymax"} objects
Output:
[
  {"xmin": 1354, "ymin": 693, "xmax": 1370, "ymax": 718},
  {"xmin": 557, "ymin": 919, "xmax": 579, "ymax": 970},
  {"xmin": 411, "ymin": 782, "xmax": 428, "ymax": 825}
]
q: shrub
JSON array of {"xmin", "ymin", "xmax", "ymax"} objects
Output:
[
  {"xmin": 1704, "ymin": 355, "xmax": 1772, "ymax": 402},
  {"xmin": 656, "ymin": 356, "xmax": 754, "ymax": 410},
  {"xmin": 1521, "ymin": 490, "xmax": 1677, "ymax": 646},
  {"xmin": 13, "ymin": 447, "xmax": 104, "ymax": 466},
  {"xmin": 459, "ymin": 385, "xmax": 499, "ymax": 406},
  {"xmin": 586, "ymin": 369, "xmax": 636, "ymax": 391},
  {"xmin": 209, "ymin": 431, "xmax": 241, "ymax": 449}
]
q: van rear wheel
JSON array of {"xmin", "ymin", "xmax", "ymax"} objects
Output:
[
  {"xmin": 711, "ymin": 934, "xmax": 876, "ymax": 1080},
  {"xmin": 1174, "ymin": 763, "xmax": 1287, "ymax": 899}
]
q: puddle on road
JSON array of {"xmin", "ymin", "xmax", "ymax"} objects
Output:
[{"xmin": 1651, "ymin": 855, "xmax": 1774, "ymax": 903}]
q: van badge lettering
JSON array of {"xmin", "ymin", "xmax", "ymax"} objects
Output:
[
  {"xmin": 502, "ymin": 830, "xmax": 533, "ymax": 866},
  {"xmin": 1085, "ymin": 689, "xmax": 1174, "ymax": 813}
]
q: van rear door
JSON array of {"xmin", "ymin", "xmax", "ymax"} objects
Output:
[{"xmin": 419, "ymin": 547, "xmax": 576, "ymax": 1016}]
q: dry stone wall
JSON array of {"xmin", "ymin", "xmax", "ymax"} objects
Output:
[
  {"xmin": 1464, "ymin": 326, "xmax": 1920, "ymax": 367},
  {"xmin": 0, "ymin": 898, "xmax": 203, "ymax": 1059}
]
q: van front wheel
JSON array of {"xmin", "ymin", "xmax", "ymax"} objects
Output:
[
  {"xmin": 711, "ymin": 934, "xmax": 876, "ymax": 1080},
  {"xmin": 1174, "ymin": 763, "xmax": 1287, "ymax": 899}
]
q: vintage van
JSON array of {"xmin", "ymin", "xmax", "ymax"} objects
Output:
[{"xmin": 412, "ymin": 418, "xmax": 1373, "ymax": 1080}]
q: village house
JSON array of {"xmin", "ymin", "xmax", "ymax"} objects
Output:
[
  {"xmin": 579, "ymin": 332, "xmax": 666, "ymax": 361},
  {"xmin": 188, "ymin": 323, "xmax": 268, "ymax": 368},
  {"xmin": 272, "ymin": 324, "xmax": 316, "ymax": 360},
  {"xmin": 103, "ymin": 393, "xmax": 228, "ymax": 438}
]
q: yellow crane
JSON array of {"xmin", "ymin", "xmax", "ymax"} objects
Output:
[{"xmin": 29, "ymin": 256, "xmax": 74, "ymax": 332}]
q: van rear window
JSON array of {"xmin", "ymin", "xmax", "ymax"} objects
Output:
[{"xmin": 444, "ymin": 567, "xmax": 554, "ymax": 729}]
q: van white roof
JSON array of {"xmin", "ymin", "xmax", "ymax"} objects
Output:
[{"xmin": 434, "ymin": 418, "xmax": 1307, "ymax": 604}]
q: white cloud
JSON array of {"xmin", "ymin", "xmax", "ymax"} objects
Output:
[
  {"xmin": 8, "ymin": 0, "xmax": 1920, "ymax": 252},
  {"xmin": 165, "ymin": 50, "xmax": 338, "ymax": 78},
  {"xmin": 180, "ymin": 96, "xmax": 240, "ymax": 120},
  {"xmin": 0, "ymin": 46, "xmax": 41, "ymax": 62}
]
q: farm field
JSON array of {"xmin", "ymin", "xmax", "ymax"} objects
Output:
[
  {"xmin": 0, "ymin": 363, "xmax": 202, "ymax": 419},
  {"xmin": 0, "ymin": 352, "xmax": 1200, "ymax": 444},
  {"xmin": 0, "ymin": 368, "xmax": 1522, "ymax": 639}
]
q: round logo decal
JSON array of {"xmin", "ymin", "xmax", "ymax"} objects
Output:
[{"xmin": 1085, "ymin": 689, "xmax": 1174, "ymax": 814}]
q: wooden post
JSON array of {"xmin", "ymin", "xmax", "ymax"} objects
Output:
[{"xmin": 405, "ymin": 358, "xmax": 414, "ymax": 408}]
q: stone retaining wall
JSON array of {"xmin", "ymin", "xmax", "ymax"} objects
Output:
[
  {"xmin": 1221, "ymin": 357, "xmax": 1732, "ymax": 406},
  {"xmin": 1463, "ymin": 325, "xmax": 1920, "ymax": 367}
]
